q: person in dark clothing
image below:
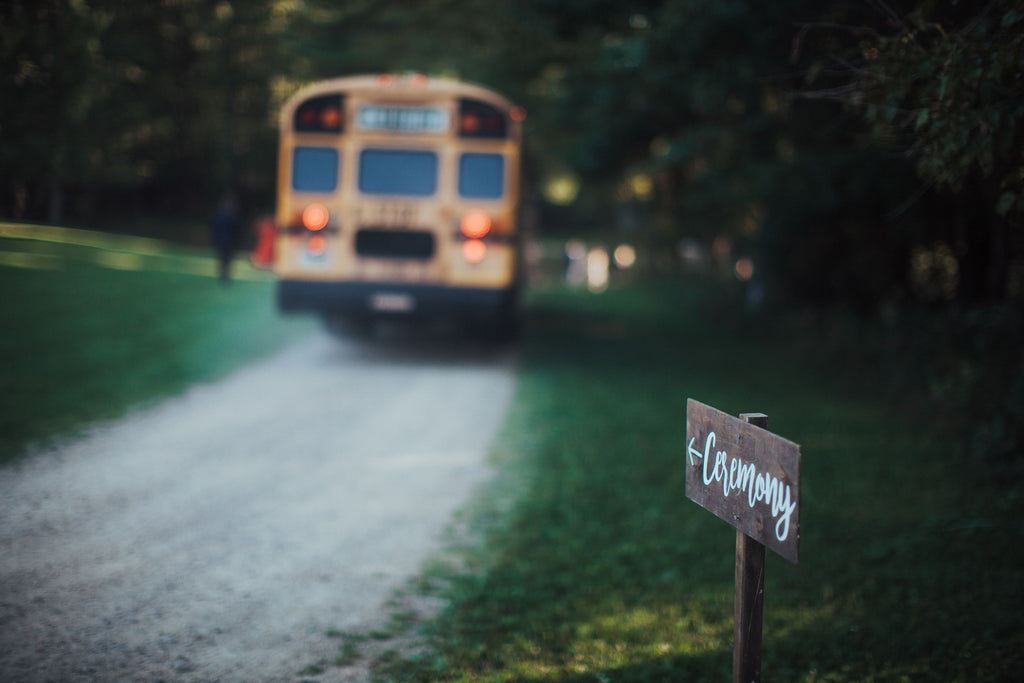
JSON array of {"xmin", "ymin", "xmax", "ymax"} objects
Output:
[{"xmin": 210, "ymin": 194, "xmax": 241, "ymax": 282}]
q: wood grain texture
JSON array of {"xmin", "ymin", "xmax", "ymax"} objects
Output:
[{"xmin": 685, "ymin": 399, "xmax": 801, "ymax": 563}]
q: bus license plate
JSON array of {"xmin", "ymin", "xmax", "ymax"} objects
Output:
[{"xmin": 369, "ymin": 292, "xmax": 415, "ymax": 312}]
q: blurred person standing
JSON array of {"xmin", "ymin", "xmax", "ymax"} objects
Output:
[{"xmin": 210, "ymin": 193, "xmax": 241, "ymax": 283}]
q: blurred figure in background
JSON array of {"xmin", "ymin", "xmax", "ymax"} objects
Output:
[{"xmin": 210, "ymin": 193, "xmax": 241, "ymax": 283}]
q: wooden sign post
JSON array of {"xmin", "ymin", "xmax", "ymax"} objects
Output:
[{"xmin": 685, "ymin": 399, "xmax": 802, "ymax": 683}]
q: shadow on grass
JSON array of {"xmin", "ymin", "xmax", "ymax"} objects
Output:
[{"xmin": 366, "ymin": 277, "xmax": 1023, "ymax": 683}]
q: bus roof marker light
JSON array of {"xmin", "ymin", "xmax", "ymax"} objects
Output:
[
  {"xmin": 510, "ymin": 106, "xmax": 527, "ymax": 122},
  {"xmin": 460, "ymin": 210, "xmax": 491, "ymax": 239},
  {"xmin": 302, "ymin": 203, "xmax": 329, "ymax": 231},
  {"xmin": 376, "ymin": 74, "xmax": 393, "ymax": 87}
]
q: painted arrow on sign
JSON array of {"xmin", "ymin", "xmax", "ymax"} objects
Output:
[{"xmin": 685, "ymin": 399, "xmax": 801, "ymax": 564}]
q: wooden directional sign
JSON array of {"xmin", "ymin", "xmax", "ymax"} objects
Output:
[{"xmin": 686, "ymin": 399, "xmax": 802, "ymax": 563}]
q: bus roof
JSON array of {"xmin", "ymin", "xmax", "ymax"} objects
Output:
[{"xmin": 280, "ymin": 74, "xmax": 516, "ymax": 124}]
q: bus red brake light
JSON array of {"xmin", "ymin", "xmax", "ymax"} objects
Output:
[
  {"xmin": 458, "ymin": 98, "xmax": 507, "ymax": 138},
  {"xmin": 294, "ymin": 94, "xmax": 344, "ymax": 133},
  {"xmin": 460, "ymin": 210, "xmax": 491, "ymax": 239},
  {"xmin": 460, "ymin": 113, "xmax": 481, "ymax": 133},
  {"xmin": 302, "ymin": 203, "xmax": 329, "ymax": 231},
  {"xmin": 308, "ymin": 234, "xmax": 327, "ymax": 255},
  {"xmin": 462, "ymin": 239, "xmax": 487, "ymax": 264},
  {"xmin": 320, "ymin": 106, "xmax": 341, "ymax": 129}
]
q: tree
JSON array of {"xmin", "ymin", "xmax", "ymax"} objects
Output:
[
  {"xmin": 800, "ymin": 0, "xmax": 1024, "ymax": 301},
  {"xmin": 0, "ymin": 0, "xmax": 282, "ymax": 230},
  {"xmin": 0, "ymin": 0, "xmax": 104, "ymax": 222}
]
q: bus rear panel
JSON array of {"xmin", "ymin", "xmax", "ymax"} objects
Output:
[{"xmin": 269, "ymin": 74, "xmax": 524, "ymax": 333}]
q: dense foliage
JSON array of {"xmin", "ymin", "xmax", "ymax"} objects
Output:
[
  {"xmin": 2, "ymin": 0, "xmax": 1022, "ymax": 306},
  {"xmin": 799, "ymin": 0, "xmax": 1024, "ymax": 302},
  {"xmin": 1, "ymin": 0, "xmax": 280, "ymax": 226}
]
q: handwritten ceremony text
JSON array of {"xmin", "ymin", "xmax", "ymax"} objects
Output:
[{"xmin": 685, "ymin": 399, "xmax": 802, "ymax": 563}]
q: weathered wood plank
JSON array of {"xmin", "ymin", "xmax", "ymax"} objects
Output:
[{"xmin": 685, "ymin": 399, "xmax": 801, "ymax": 563}]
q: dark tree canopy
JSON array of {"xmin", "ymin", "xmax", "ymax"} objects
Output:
[{"xmin": 1, "ymin": 0, "xmax": 1021, "ymax": 304}]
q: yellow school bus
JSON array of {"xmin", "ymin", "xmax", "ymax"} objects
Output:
[{"xmin": 262, "ymin": 73, "xmax": 525, "ymax": 337}]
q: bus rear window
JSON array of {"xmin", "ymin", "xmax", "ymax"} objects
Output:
[
  {"xmin": 459, "ymin": 153, "xmax": 504, "ymax": 199},
  {"xmin": 359, "ymin": 149, "xmax": 438, "ymax": 196},
  {"xmin": 292, "ymin": 146, "xmax": 339, "ymax": 192}
]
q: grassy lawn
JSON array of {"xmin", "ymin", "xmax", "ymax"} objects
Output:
[
  {"xmin": 4, "ymin": 227, "xmax": 1020, "ymax": 680},
  {"xmin": 0, "ymin": 224, "xmax": 314, "ymax": 463},
  {"xmin": 361, "ymin": 278, "xmax": 1023, "ymax": 682}
]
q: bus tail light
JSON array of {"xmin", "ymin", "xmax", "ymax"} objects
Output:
[
  {"xmin": 308, "ymin": 234, "xmax": 327, "ymax": 256},
  {"xmin": 460, "ymin": 210, "xmax": 491, "ymax": 239},
  {"xmin": 302, "ymin": 203, "xmax": 329, "ymax": 231},
  {"xmin": 462, "ymin": 239, "xmax": 487, "ymax": 264}
]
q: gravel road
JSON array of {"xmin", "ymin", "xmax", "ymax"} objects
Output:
[{"xmin": 0, "ymin": 328, "xmax": 517, "ymax": 682}]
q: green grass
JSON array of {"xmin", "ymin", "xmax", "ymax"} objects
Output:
[
  {"xmin": 5, "ymin": 228, "xmax": 1020, "ymax": 680},
  {"xmin": 0, "ymin": 227, "xmax": 314, "ymax": 463},
  {"xmin": 374, "ymin": 278, "xmax": 1023, "ymax": 682}
]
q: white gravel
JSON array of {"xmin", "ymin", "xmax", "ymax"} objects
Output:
[{"xmin": 0, "ymin": 329, "xmax": 517, "ymax": 682}]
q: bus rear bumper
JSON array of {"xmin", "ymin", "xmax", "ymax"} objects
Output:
[{"xmin": 276, "ymin": 279, "xmax": 519, "ymax": 320}]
